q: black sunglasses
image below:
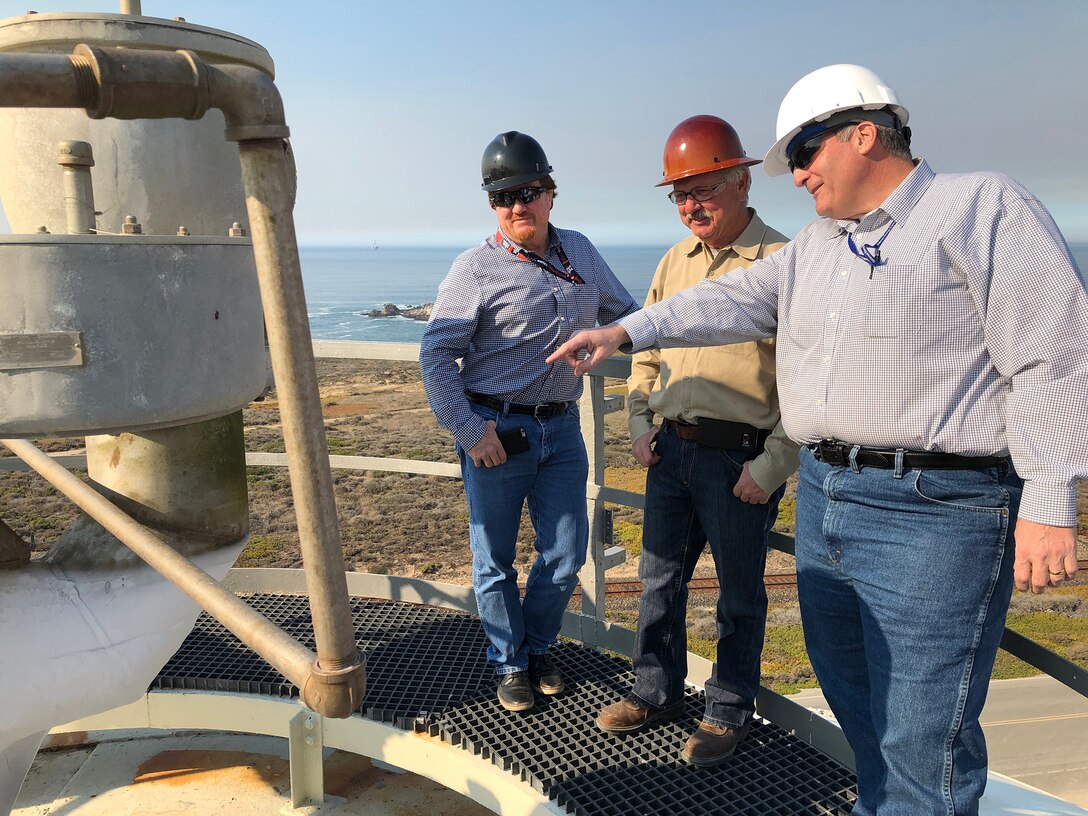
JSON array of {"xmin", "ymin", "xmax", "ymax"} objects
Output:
[
  {"xmin": 788, "ymin": 123, "xmax": 857, "ymax": 173},
  {"xmin": 489, "ymin": 186, "xmax": 550, "ymax": 208}
]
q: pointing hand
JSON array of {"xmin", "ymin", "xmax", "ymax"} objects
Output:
[{"xmin": 546, "ymin": 324, "xmax": 631, "ymax": 376}]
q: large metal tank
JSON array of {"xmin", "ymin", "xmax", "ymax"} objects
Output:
[
  {"xmin": 0, "ymin": 7, "xmax": 276, "ymax": 812},
  {"xmin": 0, "ymin": 235, "xmax": 263, "ymax": 435},
  {"xmin": 0, "ymin": 10, "xmax": 271, "ymax": 431}
]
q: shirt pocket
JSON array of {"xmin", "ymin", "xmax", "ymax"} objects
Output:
[
  {"xmin": 865, "ymin": 264, "xmax": 922, "ymax": 338},
  {"xmin": 564, "ymin": 281, "xmax": 601, "ymax": 331}
]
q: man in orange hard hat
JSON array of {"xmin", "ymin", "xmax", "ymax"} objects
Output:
[{"xmin": 595, "ymin": 115, "xmax": 799, "ymax": 766}]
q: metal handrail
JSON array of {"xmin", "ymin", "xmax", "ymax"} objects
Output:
[
  {"xmin": 2, "ymin": 338, "xmax": 1084, "ymax": 701},
  {"xmin": 311, "ymin": 340, "xmax": 1088, "ymax": 702}
]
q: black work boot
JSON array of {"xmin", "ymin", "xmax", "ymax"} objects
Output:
[
  {"xmin": 497, "ymin": 670, "xmax": 534, "ymax": 711},
  {"xmin": 528, "ymin": 652, "xmax": 564, "ymax": 695}
]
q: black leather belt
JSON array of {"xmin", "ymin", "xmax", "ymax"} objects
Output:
[
  {"xmin": 664, "ymin": 417, "xmax": 769, "ymax": 452},
  {"xmin": 466, "ymin": 390, "xmax": 572, "ymax": 419},
  {"xmin": 812, "ymin": 440, "xmax": 1007, "ymax": 470}
]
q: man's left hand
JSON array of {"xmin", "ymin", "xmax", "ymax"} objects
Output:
[
  {"xmin": 1013, "ymin": 519, "xmax": 1078, "ymax": 594},
  {"xmin": 733, "ymin": 461, "xmax": 770, "ymax": 504}
]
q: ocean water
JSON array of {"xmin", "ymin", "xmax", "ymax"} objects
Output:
[
  {"xmin": 302, "ymin": 243, "xmax": 1088, "ymax": 343},
  {"xmin": 302, "ymin": 244, "xmax": 666, "ymax": 343}
]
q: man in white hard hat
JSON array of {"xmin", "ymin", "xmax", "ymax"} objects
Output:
[
  {"xmin": 594, "ymin": 115, "xmax": 798, "ymax": 767},
  {"xmin": 547, "ymin": 65, "xmax": 1087, "ymax": 814}
]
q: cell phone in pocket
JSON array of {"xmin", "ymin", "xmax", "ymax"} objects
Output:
[{"xmin": 497, "ymin": 427, "xmax": 529, "ymax": 456}]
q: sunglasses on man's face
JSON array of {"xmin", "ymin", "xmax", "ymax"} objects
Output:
[
  {"xmin": 490, "ymin": 186, "xmax": 549, "ymax": 208},
  {"xmin": 788, "ymin": 123, "xmax": 857, "ymax": 173}
]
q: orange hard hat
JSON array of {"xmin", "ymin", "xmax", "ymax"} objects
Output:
[{"xmin": 656, "ymin": 115, "xmax": 761, "ymax": 187}]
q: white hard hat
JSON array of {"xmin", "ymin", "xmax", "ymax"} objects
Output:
[{"xmin": 764, "ymin": 64, "xmax": 909, "ymax": 176}]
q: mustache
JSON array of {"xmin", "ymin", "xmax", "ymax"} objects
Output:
[{"xmin": 685, "ymin": 208, "xmax": 710, "ymax": 222}]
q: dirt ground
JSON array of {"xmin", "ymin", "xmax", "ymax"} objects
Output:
[{"xmin": 238, "ymin": 359, "xmax": 802, "ymax": 589}]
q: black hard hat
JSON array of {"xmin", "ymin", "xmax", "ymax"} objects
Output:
[{"xmin": 481, "ymin": 131, "xmax": 553, "ymax": 192}]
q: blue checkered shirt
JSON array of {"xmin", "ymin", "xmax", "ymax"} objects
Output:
[
  {"xmin": 421, "ymin": 225, "xmax": 637, "ymax": 450},
  {"xmin": 620, "ymin": 160, "xmax": 1088, "ymax": 527}
]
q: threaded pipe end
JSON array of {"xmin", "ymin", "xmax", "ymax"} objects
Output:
[{"xmin": 68, "ymin": 54, "xmax": 98, "ymax": 111}]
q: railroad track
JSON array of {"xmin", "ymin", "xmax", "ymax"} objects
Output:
[
  {"xmin": 571, "ymin": 573, "xmax": 799, "ymax": 598},
  {"xmin": 573, "ymin": 559, "xmax": 1088, "ymax": 599}
]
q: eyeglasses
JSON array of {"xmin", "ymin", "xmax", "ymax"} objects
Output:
[
  {"xmin": 489, "ymin": 186, "xmax": 550, "ymax": 208},
  {"xmin": 666, "ymin": 177, "xmax": 732, "ymax": 205},
  {"xmin": 788, "ymin": 123, "xmax": 856, "ymax": 172}
]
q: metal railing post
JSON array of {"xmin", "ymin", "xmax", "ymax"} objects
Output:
[{"xmin": 578, "ymin": 374, "xmax": 608, "ymax": 646}]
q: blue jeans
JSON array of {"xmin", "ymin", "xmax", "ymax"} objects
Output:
[
  {"xmin": 796, "ymin": 447, "xmax": 1022, "ymax": 816},
  {"xmin": 630, "ymin": 421, "xmax": 784, "ymax": 728},
  {"xmin": 458, "ymin": 402, "xmax": 589, "ymax": 675}
]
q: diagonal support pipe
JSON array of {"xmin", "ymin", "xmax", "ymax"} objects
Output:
[{"xmin": 0, "ymin": 44, "xmax": 364, "ymax": 717}]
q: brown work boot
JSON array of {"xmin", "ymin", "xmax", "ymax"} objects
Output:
[
  {"xmin": 596, "ymin": 696, "xmax": 682, "ymax": 734},
  {"xmin": 681, "ymin": 721, "xmax": 749, "ymax": 766}
]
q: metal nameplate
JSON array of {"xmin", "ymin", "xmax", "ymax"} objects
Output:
[{"xmin": 0, "ymin": 332, "xmax": 84, "ymax": 370}]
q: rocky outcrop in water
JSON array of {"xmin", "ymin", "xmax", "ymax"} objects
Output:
[{"xmin": 367, "ymin": 303, "xmax": 433, "ymax": 321}]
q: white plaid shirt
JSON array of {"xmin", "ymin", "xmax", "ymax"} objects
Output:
[
  {"xmin": 421, "ymin": 225, "xmax": 637, "ymax": 450},
  {"xmin": 620, "ymin": 160, "xmax": 1088, "ymax": 527}
]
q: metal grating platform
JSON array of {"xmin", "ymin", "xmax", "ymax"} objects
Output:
[{"xmin": 155, "ymin": 593, "xmax": 858, "ymax": 815}]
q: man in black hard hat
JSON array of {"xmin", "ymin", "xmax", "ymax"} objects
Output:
[{"xmin": 420, "ymin": 132, "xmax": 638, "ymax": 712}]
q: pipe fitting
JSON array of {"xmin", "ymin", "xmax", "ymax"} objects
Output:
[
  {"xmin": 206, "ymin": 62, "xmax": 289, "ymax": 142},
  {"xmin": 72, "ymin": 44, "xmax": 210, "ymax": 121},
  {"xmin": 0, "ymin": 52, "xmax": 95, "ymax": 109},
  {"xmin": 56, "ymin": 140, "xmax": 94, "ymax": 168},
  {"xmin": 56, "ymin": 140, "xmax": 96, "ymax": 234},
  {"xmin": 301, "ymin": 652, "xmax": 367, "ymax": 719}
]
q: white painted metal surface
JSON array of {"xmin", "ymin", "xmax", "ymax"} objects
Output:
[{"xmin": 0, "ymin": 543, "xmax": 247, "ymax": 813}]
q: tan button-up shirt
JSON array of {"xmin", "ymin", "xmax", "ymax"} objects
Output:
[{"xmin": 627, "ymin": 209, "xmax": 800, "ymax": 492}]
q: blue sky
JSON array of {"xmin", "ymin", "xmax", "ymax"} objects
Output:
[{"xmin": 1, "ymin": 0, "xmax": 1086, "ymax": 246}]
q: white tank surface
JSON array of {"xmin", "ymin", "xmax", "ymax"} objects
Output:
[
  {"xmin": 0, "ymin": 235, "xmax": 264, "ymax": 436},
  {"xmin": 0, "ymin": 541, "xmax": 248, "ymax": 815},
  {"xmin": 0, "ymin": 11, "xmax": 274, "ymax": 236}
]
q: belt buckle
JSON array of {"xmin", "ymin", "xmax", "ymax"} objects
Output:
[
  {"xmin": 535, "ymin": 403, "xmax": 558, "ymax": 418},
  {"xmin": 818, "ymin": 442, "xmax": 848, "ymax": 466}
]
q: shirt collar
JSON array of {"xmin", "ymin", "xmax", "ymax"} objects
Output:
[
  {"xmin": 879, "ymin": 158, "xmax": 934, "ymax": 226},
  {"xmin": 832, "ymin": 158, "xmax": 935, "ymax": 235},
  {"xmin": 496, "ymin": 224, "xmax": 559, "ymax": 255},
  {"xmin": 683, "ymin": 208, "xmax": 768, "ymax": 262}
]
